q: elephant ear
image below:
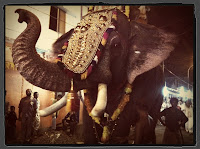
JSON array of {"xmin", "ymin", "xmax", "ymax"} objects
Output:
[
  {"xmin": 127, "ymin": 21, "xmax": 177, "ymax": 84},
  {"xmin": 52, "ymin": 29, "xmax": 74, "ymax": 54}
]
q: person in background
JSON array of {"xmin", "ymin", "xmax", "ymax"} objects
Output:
[
  {"xmin": 32, "ymin": 92, "xmax": 40, "ymax": 137},
  {"xmin": 178, "ymin": 99, "xmax": 184, "ymax": 111},
  {"xmin": 18, "ymin": 89, "xmax": 34, "ymax": 144},
  {"xmin": 185, "ymin": 99, "xmax": 193, "ymax": 134},
  {"xmin": 7, "ymin": 106, "xmax": 17, "ymax": 142},
  {"xmin": 62, "ymin": 111, "xmax": 78, "ymax": 136},
  {"xmin": 159, "ymin": 97, "xmax": 188, "ymax": 144},
  {"xmin": 5, "ymin": 100, "xmax": 10, "ymax": 143},
  {"xmin": 52, "ymin": 94, "xmax": 62, "ymax": 130}
]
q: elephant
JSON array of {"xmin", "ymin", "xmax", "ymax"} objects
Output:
[{"xmin": 12, "ymin": 8, "xmax": 176, "ymax": 144}]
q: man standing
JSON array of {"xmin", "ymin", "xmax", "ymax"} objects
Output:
[
  {"xmin": 32, "ymin": 92, "xmax": 40, "ymax": 137},
  {"xmin": 18, "ymin": 89, "xmax": 34, "ymax": 144},
  {"xmin": 159, "ymin": 97, "xmax": 188, "ymax": 144}
]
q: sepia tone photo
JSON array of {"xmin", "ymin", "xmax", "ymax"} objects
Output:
[{"xmin": 4, "ymin": 5, "xmax": 194, "ymax": 146}]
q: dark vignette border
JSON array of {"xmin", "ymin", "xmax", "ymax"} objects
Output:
[{"xmin": 0, "ymin": 0, "xmax": 199, "ymax": 149}]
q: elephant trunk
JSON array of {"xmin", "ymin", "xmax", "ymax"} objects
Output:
[{"xmin": 12, "ymin": 9, "xmax": 71, "ymax": 92}]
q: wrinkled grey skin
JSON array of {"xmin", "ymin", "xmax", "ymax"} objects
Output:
[{"xmin": 12, "ymin": 9, "xmax": 176, "ymax": 144}]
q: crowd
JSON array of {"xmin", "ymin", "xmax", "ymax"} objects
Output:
[
  {"xmin": 5, "ymin": 89, "xmax": 192, "ymax": 145},
  {"xmin": 5, "ymin": 89, "xmax": 40, "ymax": 144},
  {"xmin": 161, "ymin": 97, "xmax": 193, "ymax": 134},
  {"xmin": 5, "ymin": 89, "xmax": 79, "ymax": 144}
]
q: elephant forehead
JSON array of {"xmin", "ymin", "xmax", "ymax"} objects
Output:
[{"xmin": 62, "ymin": 10, "xmax": 113, "ymax": 74}]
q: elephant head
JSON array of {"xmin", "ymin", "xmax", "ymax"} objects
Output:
[{"xmin": 12, "ymin": 9, "xmax": 176, "ymax": 117}]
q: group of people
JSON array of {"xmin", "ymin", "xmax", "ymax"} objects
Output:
[
  {"xmin": 6, "ymin": 89, "xmax": 80, "ymax": 144},
  {"xmin": 5, "ymin": 89, "xmax": 40, "ymax": 144},
  {"xmin": 18, "ymin": 89, "xmax": 41, "ymax": 143},
  {"xmin": 5, "ymin": 89, "xmax": 190, "ymax": 144}
]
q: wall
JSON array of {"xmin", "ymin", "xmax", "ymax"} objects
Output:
[
  {"xmin": 5, "ymin": 5, "xmax": 88, "ymax": 132},
  {"xmin": 5, "ymin": 5, "xmax": 88, "ymax": 50}
]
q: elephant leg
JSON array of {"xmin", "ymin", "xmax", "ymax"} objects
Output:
[
  {"xmin": 134, "ymin": 106, "xmax": 148, "ymax": 144},
  {"xmin": 110, "ymin": 100, "xmax": 135, "ymax": 144},
  {"xmin": 110, "ymin": 115, "xmax": 132, "ymax": 144},
  {"xmin": 143, "ymin": 115, "xmax": 157, "ymax": 144},
  {"xmin": 83, "ymin": 107, "xmax": 102, "ymax": 144},
  {"xmin": 149, "ymin": 116, "xmax": 157, "ymax": 144}
]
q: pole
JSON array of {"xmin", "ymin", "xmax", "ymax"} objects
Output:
[{"xmin": 187, "ymin": 65, "xmax": 193, "ymax": 89}]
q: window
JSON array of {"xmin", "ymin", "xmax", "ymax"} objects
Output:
[{"xmin": 49, "ymin": 6, "xmax": 66, "ymax": 34}]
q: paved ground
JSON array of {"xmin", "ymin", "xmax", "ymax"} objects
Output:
[
  {"xmin": 6, "ymin": 124, "xmax": 194, "ymax": 145},
  {"xmin": 155, "ymin": 124, "xmax": 194, "ymax": 145}
]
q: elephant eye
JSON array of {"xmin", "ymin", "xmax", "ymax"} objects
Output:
[
  {"xmin": 111, "ymin": 42, "xmax": 120, "ymax": 49},
  {"xmin": 111, "ymin": 43, "xmax": 122, "ymax": 57}
]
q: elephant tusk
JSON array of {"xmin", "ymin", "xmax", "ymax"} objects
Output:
[
  {"xmin": 39, "ymin": 93, "xmax": 67, "ymax": 117},
  {"xmin": 91, "ymin": 83, "xmax": 107, "ymax": 117}
]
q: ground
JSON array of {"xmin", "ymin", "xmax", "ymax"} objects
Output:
[
  {"xmin": 6, "ymin": 124, "xmax": 194, "ymax": 145},
  {"xmin": 155, "ymin": 125, "xmax": 194, "ymax": 145}
]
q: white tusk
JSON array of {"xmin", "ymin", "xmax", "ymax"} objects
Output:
[
  {"xmin": 91, "ymin": 83, "xmax": 107, "ymax": 117},
  {"xmin": 39, "ymin": 92, "xmax": 67, "ymax": 117}
]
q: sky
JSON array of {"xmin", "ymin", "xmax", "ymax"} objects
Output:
[{"xmin": 147, "ymin": 5, "xmax": 194, "ymax": 86}]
